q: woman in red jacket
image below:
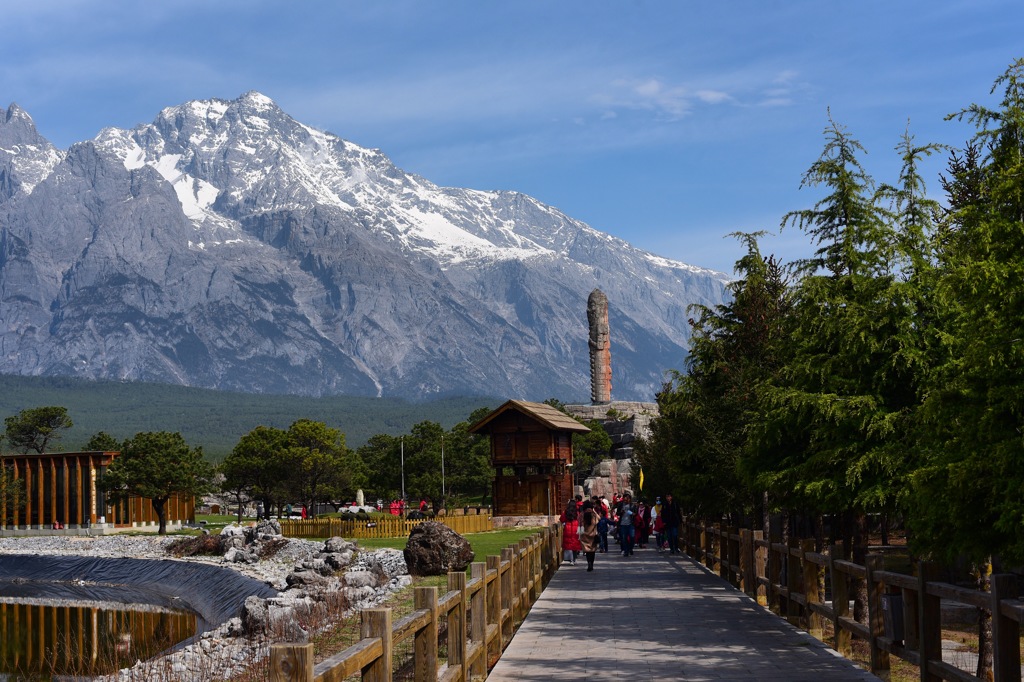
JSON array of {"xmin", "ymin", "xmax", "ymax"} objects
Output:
[{"xmin": 561, "ymin": 506, "xmax": 582, "ymax": 565}]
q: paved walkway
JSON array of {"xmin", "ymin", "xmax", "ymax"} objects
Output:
[{"xmin": 487, "ymin": 548, "xmax": 879, "ymax": 681}]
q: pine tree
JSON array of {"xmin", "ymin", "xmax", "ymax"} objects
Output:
[
  {"xmin": 910, "ymin": 59, "xmax": 1024, "ymax": 564},
  {"xmin": 640, "ymin": 233, "xmax": 790, "ymax": 521},
  {"xmin": 750, "ymin": 116, "xmax": 935, "ymax": 621}
]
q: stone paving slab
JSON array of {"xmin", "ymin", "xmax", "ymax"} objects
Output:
[{"xmin": 487, "ymin": 549, "xmax": 879, "ymax": 681}]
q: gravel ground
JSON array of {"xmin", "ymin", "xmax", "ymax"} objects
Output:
[{"xmin": 0, "ymin": 533, "xmax": 410, "ymax": 680}]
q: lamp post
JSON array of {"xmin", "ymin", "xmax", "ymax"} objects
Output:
[
  {"xmin": 400, "ymin": 436, "xmax": 405, "ymax": 504},
  {"xmin": 441, "ymin": 434, "xmax": 446, "ymax": 508}
]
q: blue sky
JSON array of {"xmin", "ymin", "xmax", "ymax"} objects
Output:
[{"xmin": 2, "ymin": 1, "xmax": 1021, "ymax": 273}]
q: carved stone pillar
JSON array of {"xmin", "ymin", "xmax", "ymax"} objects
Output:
[{"xmin": 587, "ymin": 289, "xmax": 612, "ymax": 404}]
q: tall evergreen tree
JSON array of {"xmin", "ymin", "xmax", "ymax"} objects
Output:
[
  {"xmin": 101, "ymin": 431, "xmax": 214, "ymax": 534},
  {"xmin": 640, "ymin": 233, "xmax": 790, "ymax": 520},
  {"xmin": 221, "ymin": 425, "xmax": 291, "ymax": 520},
  {"xmin": 4, "ymin": 406, "xmax": 73, "ymax": 454},
  {"xmin": 749, "ymin": 116, "xmax": 935, "ymax": 620},
  {"xmin": 910, "ymin": 59, "xmax": 1024, "ymax": 564},
  {"xmin": 284, "ymin": 419, "xmax": 359, "ymax": 516}
]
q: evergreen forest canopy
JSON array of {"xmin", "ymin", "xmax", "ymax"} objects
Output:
[
  {"xmin": 636, "ymin": 58, "xmax": 1024, "ymax": 567},
  {"xmin": 0, "ymin": 374, "xmax": 494, "ymax": 458}
]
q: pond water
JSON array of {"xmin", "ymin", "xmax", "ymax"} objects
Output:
[{"xmin": 0, "ymin": 601, "xmax": 196, "ymax": 680}]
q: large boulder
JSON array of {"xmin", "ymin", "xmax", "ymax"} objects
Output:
[
  {"xmin": 240, "ymin": 595, "xmax": 269, "ymax": 636},
  {"xmin": 325, "ymin": 537, "xmax": 356, "ymax": 554},
  {"xmin": 403, "ymin": 521, "xmax": 475, "ymax": 576},
  {"xmin": 285, "ymin": 567, "xmax": 328, "ymax": 588},
  {"xmin": 246, "ymin": 518, "xmax": 282, "ymax": 542}
]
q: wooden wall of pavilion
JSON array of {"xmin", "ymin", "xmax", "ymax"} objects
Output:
[
  {"xmin": 470, "ymin": 401, "xmax": 589, "ymax": 518},
  {"xmin": 1, "ymin": 451, "xmax": 194, "ymax": 531}
]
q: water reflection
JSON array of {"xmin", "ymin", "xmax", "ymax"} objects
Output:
[{"xmin": 0, "ymin": 602, "xmax": 196, "ymax": 680}]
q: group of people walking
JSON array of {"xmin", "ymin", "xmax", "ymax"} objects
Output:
[{"xmin": 559, "ymin": 491, "xmax": 682, "ymax": 571}]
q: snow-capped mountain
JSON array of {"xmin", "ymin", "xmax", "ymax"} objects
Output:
[{"xmin": 0, "ymin": 93, "xmax": 728, "ymax": 401}]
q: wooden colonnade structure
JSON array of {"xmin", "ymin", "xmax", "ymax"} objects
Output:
[{"xmin": 1, "ymin": 451, "xmax": 194, "ymax": 533}]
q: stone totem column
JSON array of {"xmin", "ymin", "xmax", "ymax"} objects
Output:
[{"xmin": 587, "ymin": 289, "xmax": 612, "ymax": 404}]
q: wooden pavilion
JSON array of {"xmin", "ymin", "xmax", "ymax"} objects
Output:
[
  {"xmin": 1, "ymin": 451, "xmax": 194, "ymax": 534},
  {"xmin": 469, "ymin": 400, "xmax": 590, "ymax": 517}
]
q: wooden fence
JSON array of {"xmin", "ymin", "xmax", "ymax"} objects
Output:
[
  {"xmin": 269, "ymin": 523, "xmax": 562, "ymax": 681},
  {"xmin": 681, "ymin": 518, "xmax": 1024, "ymax": 682},
  {"xmin": 279, "ymin": 514, "xmax": 494, "ymax": 539}
]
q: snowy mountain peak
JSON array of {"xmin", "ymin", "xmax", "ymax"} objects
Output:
[
  {"xmin": 237, "ymin": 90, "xmax": 277, "ymax": 109},
  {"xmin": 0, "ymin": 95, "xmax": 727, "ymax": 401},
  {"xmin": 0, "ymin": 103, "xmax": 64, "ymax": 198}
]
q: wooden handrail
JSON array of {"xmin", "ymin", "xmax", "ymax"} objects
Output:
[
  {"xmin": 680, "ymin": 517, "xmax": 1022, "ymax": 682},
  {"xmin": 272, "ymin": 523, "xmax": 561, "ymax": 682}
]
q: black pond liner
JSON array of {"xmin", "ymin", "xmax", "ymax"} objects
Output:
[{"xmin": 0, "ymin": 554, "xmax": 279, "ymax": 639}]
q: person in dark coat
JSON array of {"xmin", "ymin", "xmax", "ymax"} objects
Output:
[{"xmin": 661, "ymin": 492, "xmax": 683, "ymax": 554}]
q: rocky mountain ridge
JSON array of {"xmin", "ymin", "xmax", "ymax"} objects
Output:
[{"xmin": 0, "ymin": 93, "xmax": 728, "ymax": 401}]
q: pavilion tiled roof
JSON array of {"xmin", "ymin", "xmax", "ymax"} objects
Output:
[{"xmin": 468, "ymin": 399, "xmax": 591, "ymax": 434}]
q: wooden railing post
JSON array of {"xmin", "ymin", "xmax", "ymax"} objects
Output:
[
  {"xmin": 548, "ymin": 524, "xmax": 557, "ymax": 580},
  {"xmin": 902, "ymin": 579, "xmax": 919, "ymax": 651},
  {"xmin": 516, "ymin": 539, "xmax": 527, "ymax": 621},
  {"xmin": 702, "ymin": 521, "xmax": 712, "ymax": 567},
  {"xmin": 802, "ymin": 539, "xmax": 822, "ymax": 639},
  {"xmin": 500, "ymin": 547, "xmax": 514, "ymax": 646},
  {"xmin": 753, "ymin": 530, "xmax": 767, "ymax": 606},
  {"xmin": 829, "ymin": 543, "xmax": 851, "ymax": 657},
  {"xmin": 557, "ymin": 523, "xmax": 564, "ymax": 567},
  {"xmin": 470, "ymin": 562, "xmax": 487, "ymax": 680},
  {"xmin": 361, "ymin": 608, "xmax": 392, "ymax": 682},
  {"xmin": 768, "ymin": 532, "xmax": 782, "ymax": 614},
  {"xmin": 740, "ymin": 528, "xmax": 754, "ymax": 598},
  {"xmin": 991, "ymin": 574, "xmax": 1020, "ymax": 682},
  {"xmin": 723, "ymin": 526, "xmax": 736, "ymax": 584},
  {"xmin": 711, "ymin": 523, "xmax": 722, "ymax": 574},
  {"xmin": 918, "ymin": 560, "xmax": 941, "ymax": 682},
  {"xmin": 529, "ymin": 536, "xmax": 540, "ymax": 602},
  {"xmin": 448, "ymin": 571, "xmax": 468, "ymax": 681},
  {"xmin": 865, "ymin": 554, "xmax": 890, "ymax": 680},
  {"xmin": 414, "ymin": 586, "xmax": 439, "ymax": 682},
  {"xmin": 486, "ymin": 554, "xmax": 502, "ymax": 661},
  {"xmin": 786, "ymin": 537, "xmax": 801, "ymax": 627},
  {"xmin": 270, "ymin": 643, "xmax": 314, "ymax": 682}
]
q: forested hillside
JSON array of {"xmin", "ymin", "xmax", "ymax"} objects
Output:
[{"xmin": 0, "ymin": 375, "xmax": 494, "ymax": 460}]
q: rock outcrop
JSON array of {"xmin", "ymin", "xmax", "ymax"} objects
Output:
[{"xmin": 403, "ymin": 521, "xmax": 475, "ymax": 576}]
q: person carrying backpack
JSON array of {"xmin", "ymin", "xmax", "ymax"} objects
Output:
[{"xmin": 617, "ymin": 492, "xmax": 636, "ymax": 556}]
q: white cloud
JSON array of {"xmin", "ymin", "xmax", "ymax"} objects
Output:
[
  {"xmin": 758, "ymin": 97, "xmax": 794, "ymax": 108},
  {"xmin": 597, "ymin": 77, "xmax": 693, "ymax": 119},
  {"xmin": 696, "ymin": 90, "xmax": 732, "ymax": 104}
]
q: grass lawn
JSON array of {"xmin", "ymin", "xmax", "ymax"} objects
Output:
[
  {"xmin": 311, "ymin": 526, "xmax": 549, "ymax": 674},
  {"xmin": 190, "ymin": 513, "xmax": 239, "ymax": 533}
]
